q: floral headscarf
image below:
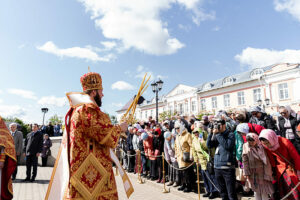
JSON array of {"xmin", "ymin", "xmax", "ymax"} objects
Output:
[
  {"xmin": 259, "ymin": 129, "xmax": 280, "ymax": 151},
  {"xmin": 246, "ymin": 133, "xmax": 267, "ymax": 165}
]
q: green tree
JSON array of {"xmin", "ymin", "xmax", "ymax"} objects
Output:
[
  {"xmin": 197, "ymin": 111, "xmax": 213, "ymax": 120},
  {"xmin": 2, "ymin": 117, "xmax": 30, "ymax": 137},
  {"xmin": 48, "ymin": 114, "xmax": 63, "ymax": 125},
  {"xmin": 110, "ymin": 115, "xmax": 118, "ymax": 125},
  {"xmin": 159, "ymin": 111, "xmax": 173, "ymax": 122}
]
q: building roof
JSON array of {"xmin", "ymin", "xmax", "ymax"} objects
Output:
[
  {"xmin": 196, "ymin": 65, "xmax": 274, "ymax": 93},
  {"xmin": 116, "ymin": 95, "xmax": 145, "ymax": 112},
  {"xmin": 139, "ymin": 95, "xmax": 166, "ymax": 107}
]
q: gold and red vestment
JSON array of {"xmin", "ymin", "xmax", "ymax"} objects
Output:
[{"xmin": 0, "ymin": 116, "xmax": 17, "ymax": 200}]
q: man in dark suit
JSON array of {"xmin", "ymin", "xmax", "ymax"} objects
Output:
[{"xmin": 23, "ymin": 123, "xmax": 43, "ymax": 182}]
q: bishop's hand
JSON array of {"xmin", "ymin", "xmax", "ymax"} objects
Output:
[{"xmin": 120, "ymin": 122, "xmax": 128, "ymax": 132}]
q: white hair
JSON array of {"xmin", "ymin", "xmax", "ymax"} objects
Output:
[{"xmin": 9, "ymin": 123, "xmax": 17, "ymax": 128}]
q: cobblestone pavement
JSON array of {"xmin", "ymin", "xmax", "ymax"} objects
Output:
[{"xmin": 12, "ymin": 166, "xmax": 254, "ymax": 200}]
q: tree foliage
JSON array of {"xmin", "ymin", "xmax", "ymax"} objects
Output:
[
  {"xmin": 2, "ymin": 117, "xmax": 30, "ymax": 137},
  {"xmin": 106, "ymin": 113, "xmax": 118, "ymax": 125},
  {"xmin": 48, "ymin": 114, "xmax": 63, "ymax": 125},
  {"xmin": 159, "ymin": 111, "xmax": 176, "ymax": 122}
]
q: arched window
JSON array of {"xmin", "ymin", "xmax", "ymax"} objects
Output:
[
  {"xmin": 203, "ymin": 83, "xmax": 213, "ymax": 90},
  {"xmin": 223, "ymin": 77, "xmax": 234, "ymax": 85},
  {"xmin": 251, "ymin": 68, "xmax": 264, "ymax": 79}
]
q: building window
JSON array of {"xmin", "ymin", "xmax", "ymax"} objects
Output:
[
  {"xmin": 212, "ymin": 97, "xmax": 217, "ymax": 109},
  {"xmin": 223, "ymin": 94, "xmax": 230, "ymax": 107},
  {"xmin": 253, "ymin": 88, "xmax": 262, "ymax": 103},
  {"xmin": 223, "ymin": 77, "xmax": 234, "ymax": 85},
  {"xmin": 169, "ymin": 105, "xmax": 173, "ymax": 113},
  {"xmin": 191, "ymin": 101, "xmax": 196, "ymax": 112},
  {"xmin": 251, "ymin": 68, "xmax": 264, "ymax": 79},
  {"xmin": 150, "ymin": 110, "xmax": 153, "ymax": 117},
  {"xmin": 200, "ymin": 99, "xmax": 206, "ymax": 110},
  {"xmin": 179, "ymin": 104, "xmax": 184, "ymax": 114},
  {"xmin": 145, "ymin": 111, "xmax": 147, "ymax": 118},
  {"xmin": 177, "ymin": 90, "xmax": 185, "ymax": 95},
  {"xmin": 203, "ymin": 83, "xmax": 213, "ymax": 90},
  {"xmin": 237, "ymin": 91, "xmax": 245, "ymax": 105},
  {"xmin": 185, "ymin": 102, "xmax": 189, "ymax": 113},
  {"xmin": 174, "ymin": 104, "xmax": 177, "ymax": 113},
  {"xmin": 278, "ymin": 83, "xmax": 289, "ymax": 100}
]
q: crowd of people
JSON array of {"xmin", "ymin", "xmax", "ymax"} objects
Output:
[{"xmin": 117, "ymin": 105, "xmax": 300, "ymax": 200}]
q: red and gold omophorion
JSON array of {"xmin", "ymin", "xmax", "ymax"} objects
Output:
[{"xmin": 0, "ymin": 116, "xmax": 17, "ymax": 200}]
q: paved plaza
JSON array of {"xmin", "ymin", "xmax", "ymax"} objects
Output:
[{"xmin": 12, "ymin": 166, "xmax": 254, "ymax": 200}]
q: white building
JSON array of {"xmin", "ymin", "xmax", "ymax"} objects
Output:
[
  {"xmin": 116, "ymin": 63, "xmax": 300, "ymax": 122},
  {"xmin": 196, "ymin": 63, "xmax": 300, "ymax": 114},
  {"xmin": 116, "ymin": 84, "xmax": 197, "ymax": 122}
]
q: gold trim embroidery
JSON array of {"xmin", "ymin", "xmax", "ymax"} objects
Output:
[{"xmin": 70, "ymin": 153, "xmax": 109, "ymax": 200}]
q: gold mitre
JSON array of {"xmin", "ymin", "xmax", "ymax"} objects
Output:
[{"xmin": 80, "ymin": 68, "xmax": 103, "ymax": 91}]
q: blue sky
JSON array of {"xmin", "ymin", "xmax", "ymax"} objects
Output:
[{"xmin": 1, "ymin": 0, "xmax": 300, "ymax": 124}]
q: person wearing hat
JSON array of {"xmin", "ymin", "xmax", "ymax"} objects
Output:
[
  {"xmin": 51, "ymin": 71, "xmax": 128, "ymax": 200},
  {"xmin": 249, "ymin": 106, "xmax": 277, "ymax": 130},
  {"xmin": 192, "ymin": 127, "xmax": 219, "ymax": 199}
]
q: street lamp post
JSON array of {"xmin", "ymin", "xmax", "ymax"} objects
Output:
[
  {"xmin": 41, "ymin": 108, "xmax": 49, "ymax": 126},
  {"xmin": 151, "ymin": 79, "xmax": 164, "ymax": 123},
  {"xmin": 257, "ymin": 98, "xmax": 270, "ymax": 110}
]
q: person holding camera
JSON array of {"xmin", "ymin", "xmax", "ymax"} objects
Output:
[{"xmin": 207, "ymin": 118, "xmax": 238, "ymax": 200}]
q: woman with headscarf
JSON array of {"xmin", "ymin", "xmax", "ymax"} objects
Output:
[
  {"xmin": 133, "ymin": 129, "xmax": 143, "ymax": 174},
  {"xmin": 278, "ymin": 106, "xmax": 300, "ymax": 154},
  {"xmin": 242, "ymin": 133, "xmax": 274, "ymax": 200},
  {"xmin": 259, "ymin": 129, "xmax": 300, "ymax": 200},
  {"xmin": 153, "ymin": 125, "xmax": 163, "ymax": 183},
  {"xmin": 174, "ymin": 121, "xmax": 194, "ymax": 193},
  {"xmin": 41, "ymin": 134, "xmax": 52, "ymax": 167},
  {"xmin": 164, "ymin": 131, "xmax": 179, "ymax": 186}
]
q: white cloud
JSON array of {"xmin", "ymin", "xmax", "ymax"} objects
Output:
[
  {"xmin": 38, "ymin": 96, "xmax": 67, "ymax": 107},
  {"xmin": 0, "ymin": 105, "xmax": 27, "ymax": 118},
  {"xmin": 177, "ymin": 0, "xmax": 215, "ymax": 25},
  {"xmin": 0, "ymin": 90, "xmax": 3, "ymax": 94},
  {"xmin": 0, "ymin": 99, "xmax": 3, "ymax": 103},
  {"xmin": 7, "ymin": 89, "xmax": 37, "ymax": 100},
  {"xmin": 134, "ymin": 65, "xmax": 169, "ymax": 81},
  {"xmin": 37, "ymin": 41, "xmax": 115, "ymax": 62},
  {"xmin": 235, "ymin": 47, "xmax": 300, "ymax": 68},
  {"xmin": 111, "ymin": 81, "xmax": 135, "ymax": 90},
  {"xmin": 157, "ymin": 74, "xmax": 169, "ymax": 79},
  {"xmin": 101, "ymin": 41, "xmax": 117, "ymax": 50},
  {"xmin": 274, "ymin": 0, "xmax": 300, "ymax": 22},
  {"xmin": 111, "ymin": 102, "xmax": 124, "ymax": 107},
  {"xmin": 79, "ymin": 0, "xmax": 214, "ymax": 55}
]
